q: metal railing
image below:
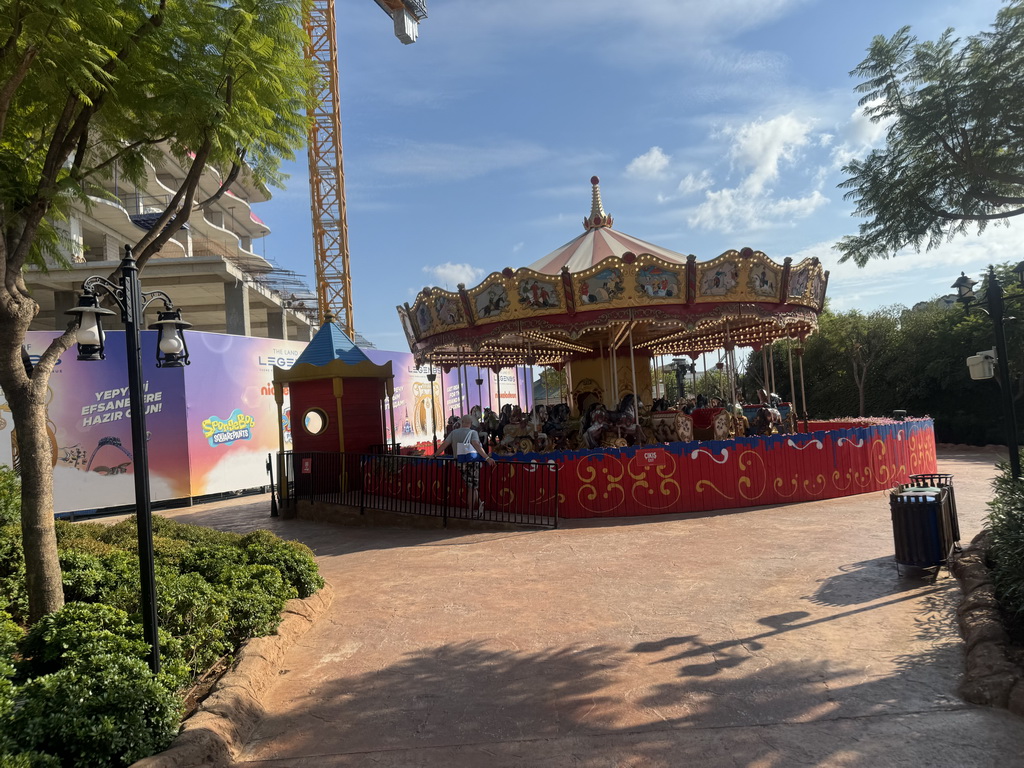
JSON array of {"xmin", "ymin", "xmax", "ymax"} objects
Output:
[{"xmin": 279, "ymin": 451, "xmax": 559, "ymax": 528}]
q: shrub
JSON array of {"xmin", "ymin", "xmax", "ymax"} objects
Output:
[
  {"xmin": 223, "ymin": 565, "xmax": 291, "ymax": 643},
  {"xmin": 241, "ymin": 530, "xmax": 323, "ymax": 598},
  {"xmin": 0, "ymin": 752, "xmax": 61, "ymax": 768},
  {"xmin": 1, "ymin": 654, "xmax": 182, "ymax": 768},
  {"xmin": 0, "ymin": 610, "xmax": 21, "ymax": 722},
  {"xmin": 987, "ymin": 459, "xmax": 1024, "ymax": 640},
  {"xmin": 150, "ymin": 516, "xmax": 241, "ymax": 548},
  {"xmin": 0, "ymin": 527, "xmax": 27, "ymax": 623},
  {"xmin": 155, "ymin": 569, "xmax": 231, "ymax": 674},
  {"xmin": 0, "ymin": 467, "xmax": 18, "ymax": 527},
  {"xmin": 58, "ymin": 549, "xmax": 107, "ymax": 603},
  {"xmin": 178, "ymin": 542, "xmax": 247, "ymax": 585},
  {"xmin": 17, "ymin": 602, "xmax": 189, "ymax": 691}
]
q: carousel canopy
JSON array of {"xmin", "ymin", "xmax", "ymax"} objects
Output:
[
  {"xmin": 526, "ymin": 177, "xmax": 688, "ymax": 274},
  {"xmin": 397, "ymin": 178, "xmax": 828, "ymax": 370}
]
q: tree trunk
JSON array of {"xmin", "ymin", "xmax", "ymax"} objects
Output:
[{"xmin": 7, "ymin": 388, "xmax": 63, "ymax": 620}]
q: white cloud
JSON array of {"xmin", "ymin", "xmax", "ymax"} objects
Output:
[
  {"xmin": 689, "ymin": 188, "xmax": 828, "ymax": 231},
  {"xmin": 422, "ymin": 262, "xmax": 484, "ymax": 289},
  {"xmin": 685, "ymin": 113, "xmax": 826, "ymax": 231},
  {"xmin": 724, "ymin": 113, "xmax": 815, "ymax": 194},
  {"xmin": 677, "ymin": 170, "xmax": 714, "ymax": 196},
  {"xmin": 626, "ymin": 146, "xmax": 672, "ymax": 179}
]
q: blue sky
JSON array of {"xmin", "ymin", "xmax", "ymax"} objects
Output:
[{"xmin": 257, "ymin": 0, "xmax": 1019, "ymax": 351}]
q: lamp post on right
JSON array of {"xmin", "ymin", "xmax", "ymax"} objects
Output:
[{"xmin": 952, "ymin": 264, "xmax": 1024, "ymax": 480}]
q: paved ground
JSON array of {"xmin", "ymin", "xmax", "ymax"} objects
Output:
[{"xmin": 151, "ymin": 447, "xmax": 1024, "ymax": 767}]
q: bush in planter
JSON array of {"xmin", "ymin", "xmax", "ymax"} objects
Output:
[
  {"xmin": 241, "ymin": 529, "xmax": 323, "ymax": 598},
  {"xmin": 0, "ymin": 467, "xmax": 18, "ymax": 527},
  {"xmin": 0, "ymin": 526, "xmax": 27, "ymax": 623},
  {"xmin": 0, "ymin": 653, "xmax": 182, "ymax": 768},
  {"xmin": 17, "ymin": 602, "xmax": 189, "ymax": 693},
  {"xmin": 155, "ymin": 569, "xmax": 232, "ymax": 675},
  {"xmin": 987, "ymin": 459, "xmax": 1024, "ymax": 640},
  {"xmin": 222, "ymin": 564, "xmax": 292, "ymax": 644}
]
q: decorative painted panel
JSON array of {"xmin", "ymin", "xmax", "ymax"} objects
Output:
[{"xmin": 636, "ymin": 264, "xmax": 682, "ymax": 299}]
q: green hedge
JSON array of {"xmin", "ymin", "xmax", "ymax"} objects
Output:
[
  {"xmin": 0, "ymin": 487, "xmax": 323, "ymax": 768},
  {"xmin": 987, "ymin": 459, "xmax": 1024, "ymax": 640}
]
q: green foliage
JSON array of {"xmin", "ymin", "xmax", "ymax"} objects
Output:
[
  {"xmin": 17, "ymin": 602, "xmax": 189, "ymax": 692},
  {"xmin": 155, "ymin": 569, "xmax": 231, "ymax": 675},
  {"xmin": 986, "ymin": 461, "xmax": 1024, "ymax": 639},
  {"xmin": 0, "ymin": 654, "xmax": 182, "ymax": 768},
  {"xmin": 241, "ymin": 529, "xmax": 323, "ymax": 598},
  {"xmin": 0, "ymin": 752, "xmax": 61, "ymax": 768},
  {"xmin": 745, "ymin": 283, "xmax": 1024, "ymax": 445},
  {"xmin": 837, "ymin": 2, "xmax": 1024, "ymax": 265},
  {"xmin": 0, "ymin": 526, "xmax": 27, "ymax": 623},
  {"xmin": 1, "ymin": 513, "xmax": 323, "ymax": 765},
  {"xmin": 0, "ymin": 468, "xmax": 18, "ymax": 527}
]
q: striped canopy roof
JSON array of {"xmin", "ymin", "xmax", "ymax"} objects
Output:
[{"xmin": 525, "ymin": 177, "xmax": 687, "ymax": 274}]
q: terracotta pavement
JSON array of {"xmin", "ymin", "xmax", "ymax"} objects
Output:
[{"xmin": 152, "ymin": 447, "xmax": 1024, "ymax": 767}]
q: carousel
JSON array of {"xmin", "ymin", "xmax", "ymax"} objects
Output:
[{"xmin": 394, "ymin": 178, "xmax": 938, "ymax": 519}]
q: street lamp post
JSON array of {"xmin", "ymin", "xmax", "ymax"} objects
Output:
[
  {"xmin": 953, "ymin": 265, "xmax": 1024, "ymax": 480},
  {"xmin": 66, "ymin": 245, "xmax": 190, "ymax": 673}
]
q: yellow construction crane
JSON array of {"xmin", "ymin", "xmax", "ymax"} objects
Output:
[{"xmin": 303, "ymin": 0, "xmax": 427, "ymax": 335}]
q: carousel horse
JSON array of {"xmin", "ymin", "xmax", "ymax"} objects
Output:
[
  {"xmin": 528, "ymin": 403, "xmax": 549, "ymax": 451},
  {"xmin": 542, "ymin": 403, "xmax": 574, "ymax": 450},
  {"xmin": 481, "ymin": 408, "xmax": 501, "ymax": 446},
  {"xmin": 581, "ymin": 402, "xmax": 613, "ymax": 449},
  {"xmin": 581, "ymin": 395, "xmax": 645, "ymax": 448},
  {"xmin": 750, "ymin": 406, "xmax": 783, "ymax": 436},
  {"xmin": 607, "ymin": 393, "xmax": 645, "ymax": 445}
]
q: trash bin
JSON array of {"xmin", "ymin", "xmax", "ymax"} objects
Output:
[
  {"xmin": 908, "ymin": 473, "xmax": 960, "ymax": 546},
  {"xmin": 889, "ymin": 486, "xmax": 955, "ymax": 572}
]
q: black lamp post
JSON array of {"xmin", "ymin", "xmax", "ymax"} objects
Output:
[
  {"xmin": 953, "ymin": 265, "xmax": 1024, "ymax": 480},
  {"xmin": 66, "ymin": 245, "xmax": 190, "ymax": 673}
]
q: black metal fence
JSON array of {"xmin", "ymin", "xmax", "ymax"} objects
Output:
[{"xmin": 278, "ymin": 451, "xmax": 559, "ymax": 528}]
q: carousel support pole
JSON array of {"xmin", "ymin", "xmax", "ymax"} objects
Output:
[
  {"xmin": 428, "ymin": 366, "xmax": 438, "ymax": 453},
  {"xmin": 796, "ymin": 346, "xmax": 809, "ymax": 431},
  {"xmin": 495, "ymin": 366, "xmax": 501, "ymax": 411},
  {"xmin": 460, "ymin": 362, "xmax": 468, "ymax": 416},
  {"xmin": 768, "ymin": 344, "xmax": 777, "ymax": 396},
  {"xmin": 515, "ymin": 363, "xmax": 521, "ymax": 409},
  {"xmin": 628, "ymin": 321, "xmax": 639, "ymax": 406},
  {"xmin": 565, "ymin": 359, "xmax": 574, "ymax": 411},
  {"xmin": 691, "ymin": 358, "xmax": 697, "ymax": 398},
  {"xmin": 787, "ymin": 343, "xmax": 797, "ymax": 430},
  {"xmin": 761, "ymin": 347, "xmax": 770, "ymax": 400},
  {"xmin": 728, "ymin": 347, "xmax": 738, "ymax": 405},
  {"xmin": 388, "ymin": 381, "xmax": 398, "ymax": 452},
  {"xmin": 476, "ymin": 367, "xmax": 483, "ymax": 415},
  {"xmin": 487, "ymin": 367, "xmax": 493, "ymax": 412}
]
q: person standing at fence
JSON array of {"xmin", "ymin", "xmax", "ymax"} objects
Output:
[{"xmin": 437, "ymin": 415, "xmax": 496, "ymax": 517}]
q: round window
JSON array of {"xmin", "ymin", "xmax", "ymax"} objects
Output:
[{"xmin": 303, "ymin": 408, "xmax": 328, "ymax": 436}]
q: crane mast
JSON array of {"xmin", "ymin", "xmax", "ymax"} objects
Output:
[{"xmin": 304, "ymin": 0, "xmax": 426, "ymax": 336}]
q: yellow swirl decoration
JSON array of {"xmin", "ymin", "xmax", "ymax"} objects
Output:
[
  {"xmin": 802, "ymin": 473, "xmax": 825, "ymax": 495},
  {"xmin": 696, "ymin": 479, "xmax": 733, "ymax": 499},
  {"xmin": 623, "ymin": 452, "xmax": 681, "ymax": 510},
  {"xmin": 576, "ymin": 456, "xmax": 627, "ymax": 513},
  {"xmin": 773, "ymin": 475, "xmax": 798, "ymax": 497},
  {"xmin": 871, "ymin": 438, "xmax": 891, "ymax": 486},
  {"xmin": 737, "ymin": 450, "xmax": 767, "ymax": 500},
  {"xmin": 831, "ymin": 469, "xmax": 853, "ymax": 491}
]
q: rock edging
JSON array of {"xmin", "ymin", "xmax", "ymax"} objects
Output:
[
  {"xmin": 131, "ymin": 582, "xmax": 335, "ymax": 768},
  {"xmin": 949, "ymin": 532, "xmax": 1024, "ymax": 715}
]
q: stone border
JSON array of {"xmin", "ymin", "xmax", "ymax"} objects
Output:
[
  {"xmin": 131, "ymin": 582, "xmax": 335, "ymax": 768},
  {"xmin": 950, "ymin": 532, "xmax": 1024, "ymax": 715}
]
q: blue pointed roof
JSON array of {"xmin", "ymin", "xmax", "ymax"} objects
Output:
[{"xmin": 293, "ymin": 320, "xmax": 372, "ymax": 367}]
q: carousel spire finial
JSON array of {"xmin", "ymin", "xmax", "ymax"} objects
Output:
[{"xmin": 583, "ymin": 175, "xmax": 613, "ymax": 231}]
